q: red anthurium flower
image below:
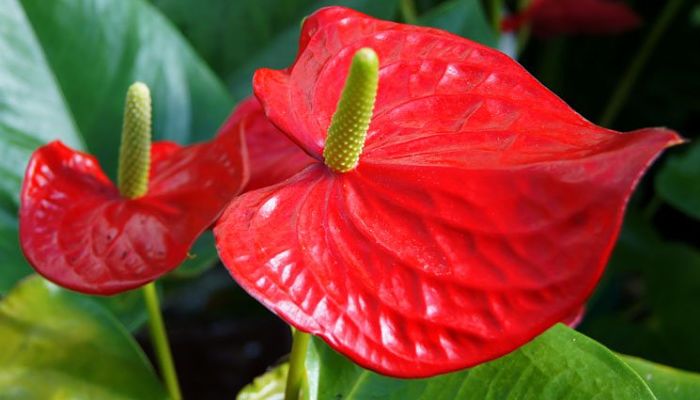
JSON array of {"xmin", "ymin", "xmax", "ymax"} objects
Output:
[
  {"xmin": 214, "ymin": 7, "xmax": 681, "ymax": 377},
  {"xmin": 221, "ymin": 97, "xmax": 314, "ymax": 191},
  {"xmin": 20, "ymin": 83, "xmax": 247, "ymax": 295},
  {"xmin": 502, "ymin": 0, "xmax": 641, "ymax": 37}
]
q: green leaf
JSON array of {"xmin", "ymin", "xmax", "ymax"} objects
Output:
[
  {"xmin": 0, "ymin": 0, "xmax": 233, "ymax": 293},
  {"xmin": 656, "ymin": 141, "xmax": 700, "ymax": 220},
  {"xmin": 0, "ymin": 275, "xmax": 168, "ymax": 399},
  {"xmin": 418, "ymin": 0, "xmax": 497, "ymax": 47},
  {"xmin": 237, "ymin": 363, "xmax": 288, "ymax": 400},
  {"xmin": 306, "ymin": 324, "xmax": 656, "ymax": 400},
  {"xmin": 623, "ymin": 355, "xmax": 700, "ymax": 400},
  {"xmin": 154, "ymin": 0, "xmax": 399, "ymax": 100}
]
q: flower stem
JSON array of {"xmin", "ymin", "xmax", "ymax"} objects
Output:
[
  {"xmin": 515, "ymin": 0, "xmax": 532, "ymax": 56},
  {"xmin": 117, "ymin": 83, "xmax": 181, "ymax": 399},
  {"xmin": 488, "ymin": 0, "xmax": 503, "ymax": 35},
  {"xmin": 143, "ymin": 282, "xmax": 182, "ymax": 400},
  {"xmin": 599, "ymin": 0, "xmax": 685, "ymax": 126},
  {"xmin": 284, "ymin": 329, "xmax": 311, "ymax": 400},
  {"xmin": 399, "ymin": 0, "xmax": 418, "ymax": 24}
]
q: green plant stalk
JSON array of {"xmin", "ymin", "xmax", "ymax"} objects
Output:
[
  {"xmin": 599, "ymin": 0, "xmax": 685, "ymax": 126},
  {"xmin": 143, "ymin": 282, "xmax": 182, "ymax": 400},
  {"xmin": 399, "ymin": 0, "xmax": 418, "ymax": 24},
  {"xmin": 284, "ymin": 329, "xmax": 311, "ymax": 400},
  {"xmin": 515, "ymin": 0, "xmax": 532, "ymax": 55},
  {"xmin": 118, "ymin": 82, "xmax": 182, "ymax": 400},
  {"xmin": 488, "ymin": 0, "xmax": 503, "ymax": 36}
]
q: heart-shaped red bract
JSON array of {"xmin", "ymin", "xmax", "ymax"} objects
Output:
[
  {"xmin": 20, "ymin": 125, "xmax": 247, "ymax": 295},
  {"xmin": 214, "ymin": 7, "xmax": 681, "ymax": 377},
  {"xmin": 503, "ymin": 0, "xmax": 641, "ymax": 37},
  {"xmin": 222, "ymin": 97, "xmax": 314, "ymax": 192}
]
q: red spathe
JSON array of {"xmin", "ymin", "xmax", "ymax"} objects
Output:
[
  {"xmin": 20, "ymin": 124, "xmax": 247, "ymax": 295},
  {"xmin": 222, "ymin": 97, "xmax": 315, "ymax": 192},
  {"xmin": 215, "ymin": 7, "xmax": 681, "ymax": 377}
]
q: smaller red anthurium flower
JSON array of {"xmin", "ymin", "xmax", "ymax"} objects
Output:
[
  {"xmin": 214, "ymin": 7, "xmax": 682, "ymax": 378},
  {"xmin": 20, "ymin": 83, "xmax": 247, "ymax": 295},
  {"xmin": 502, "ymin": 0, "xmax": 641, "ymax": 37},
  {"xmin": 219, "ymin": 97, "xmax": 314, "ymax": 192}
]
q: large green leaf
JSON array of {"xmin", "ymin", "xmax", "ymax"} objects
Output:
[
  {"xmin": 0, "ymin": 275, "xmax": 168, "ymax": 399},
  {"xmin": 305, "ymin": 324, "xmax": 656, "ymax": 400},
  {"xmin": 154, "ymin": 0, "xmax": 399, "ymax": 100},
  {"xmin": 418, "ymin": 0, "xmax": 497, "ymax": 47},
  {"xmin": 623, "ymin": 355, "xmax": 700, "ymax": 400},
  {"xmin": 0, "ymin": 0, "xmax": 233, "ymax": 293},
  {"xmin": 656, "ymin": 141, "xmax": 700, "ymax": 220},
  {"xmin": 237, "ymin": 363, "xmax": 288, "ymax": 400}
]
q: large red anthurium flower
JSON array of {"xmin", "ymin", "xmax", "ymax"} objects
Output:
[
  {"xmin": 20, "ymin": 83, "xmax": 247, "ymax": 295},
  {"xmin": 502, "ymin": 0, "xmax": 641, "ymax": 37},
  {"xmin": 214, "ymin": 7, "xmax": 682, "ymax": 377},
  {"xmin": 220, "ymin": 97, "xmax": 314, "ymax": 192}
]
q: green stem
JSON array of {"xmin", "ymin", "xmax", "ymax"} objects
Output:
[
  {"xmin": 488, "ymin": 0, "xmax": 503, "ymax": 36},
  {"xmin": 143, "ymin": 283, "xmax": 182, "ymax": 400},
  {"xmin": 515, "ymin": 0, "xmax": 532, "ymax": 56},
  {"xmin": 284, "ymin": 330, "xmax": 311, "ymax": 400},
  {"xmin": 599, "ymin": 0, "xmax": 685, "ymax": 126},
  {"xmin": 399, "ymin": 0, "xmax": 418, "ymax": 24}
]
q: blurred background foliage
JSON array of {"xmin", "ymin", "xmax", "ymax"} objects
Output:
[{"xmin": 0, "ymin": 0, "xmax": 698, "ymax": 398}]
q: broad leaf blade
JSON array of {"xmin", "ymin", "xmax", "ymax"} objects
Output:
[
  {"xmin": 623, "ymin": 355, "xmax": 700, "ymax": 400},
  {"xmin": 306, "ymin": 324, "xmax": 657, "ymax": 400},
  {"xmin": 0, "ymin": 275, "xmax": 168, "ymax": 399},
  {"xmin": 0, "ymin": 0, "xmax": 84, "ymax": 291},
  {"xmin": 237, "ymin": 363, "xmax": 288, "ymax": 400}
]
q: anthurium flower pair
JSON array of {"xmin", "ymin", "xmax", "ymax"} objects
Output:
[{"xmin": 20, "ymin": 6, "xmax": 681, "ymax": 378}]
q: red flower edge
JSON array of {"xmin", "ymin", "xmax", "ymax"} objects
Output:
[
  {"xmin": 20, "ymin": 126, "xmax": 247, "ymax": 295},
  {"xmin": 215, "ymin": 7, "xmax": 682, "ymax": 377},
  {"xmin": 503, "ymin": 0, "xmax": 641, "ymax": 37},
  {"xmin": 221, "ymin": 97, "xmax": 315, "ymax": 192}
]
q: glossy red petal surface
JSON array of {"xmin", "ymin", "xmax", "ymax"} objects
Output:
[
  {"xmin": 222, "ymin": 97, "xmax": 315, "ymax": 192},
  {"xmin": 504, "ymin": 0, "xmax": 641, "ymax": 37},
  {"xmin": 20, "ymin": 129, "xmax": 246, "ymax": 295},
  {"xmin": 217, "ymin": 7, "xmax": 682, "ymax": 377}
]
